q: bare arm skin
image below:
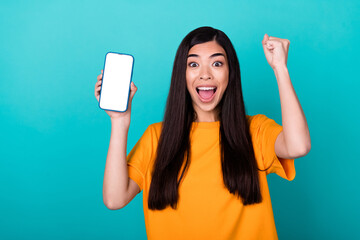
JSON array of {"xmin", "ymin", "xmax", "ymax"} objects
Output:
[
  {"xmin": 262, "ymin": 34, "xmax": 311, "ymax": 159},
  {"xmin": 274, "ymin": 66, "xmax": 311, "ymax": 159},
  {"xmin": 103, "ymin": 119, "xmax": 140, "ymax": 210},
  {"xmin": 95, "ymin": 70, "xmax": 140, "ymax": 210}
]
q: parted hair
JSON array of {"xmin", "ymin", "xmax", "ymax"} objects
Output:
[{"xmin": 148, "ymin": 26, "xmax": 264, "ymax": 210}]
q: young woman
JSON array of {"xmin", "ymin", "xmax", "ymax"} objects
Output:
[{"xmin": 94, "ymin": 26, "xmax": 311, "ymax": 240}]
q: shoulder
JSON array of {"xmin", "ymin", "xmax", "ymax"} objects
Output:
[
  {"xmin": 145, "ymin": 122, "xmax": 163, "ymax": 140},
  {"xmin": 130, "ymin": 122, "xmax": 163, "ymax": 154},
  {"xmin": 148, "ymin": 121, "xmax": 163, "ymax": 130},
  {"xmin": 246, "ymin": 114, "xmax": 281, "ymax": 138},
  {"xmin": 147, "ymin": 121, "xmax": 163, "ymax": 132},
  {"xmin": 246, "ymin": 114, "xmax": 271, "ymax": 129}
]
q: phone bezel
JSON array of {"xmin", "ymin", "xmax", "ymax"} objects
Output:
[{"xmin": 98, "ymin": 51, "xmax": 135, "ymax": 112}]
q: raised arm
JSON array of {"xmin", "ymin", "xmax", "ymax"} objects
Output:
[
  {"xmin": 95, "ymin": 70, "xmax": 140, "ymax": 210},
  {"xmin": 103, "ymin": 118, "xmax": 140, "ymax": 210},
  {"xmin": 262, "ymin": 34, "xmax": 311, "ymax": 159}
]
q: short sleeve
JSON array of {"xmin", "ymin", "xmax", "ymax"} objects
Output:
[
  {"xmin": 251, "ymin": 114, "xmax": 296, "ymax": 181},
  {"xmin": 127, "ymin": 125, "xmax": 155, "ymax": 191}
]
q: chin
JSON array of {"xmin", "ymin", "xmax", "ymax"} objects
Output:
[
  {"xmin": 193, "ymin": 100, "xmax": 220, "ymax": 115},
  {"xmin": 199, "ymin": 105, "xmax": 217, "ymax": 112}
]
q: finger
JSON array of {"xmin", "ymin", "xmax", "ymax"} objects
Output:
[
  {"xmin": 265, "ymin": 44, "xmax": 275, "ymax": 50},
  {"xmin": 269, "ymin": 36, "xmax": 290, "ymax": 45},
  {"xmin": 262, "ymin": 34, "xmax": 271, "ymax": 52},
  {"xmin": 269, "ymin": 36, "xmax": 287, "ymax": 44},
  {"xmin": 96, "ymin": 80, "xmax": 102, "ymax": 87},
  {"xmin": 262, "ymin": 40, "xmax": 272, "ymax": 60},
  {"xmin": 263, "ymin": 34, "xmax": 278, "ymax": 54},
  {"xmin": 264, "ymin": 39, "xmax": 281, "ymax": 49},
  {"xmin": 129, "ymin": 82, "xmax": 138, "ymax": 101},
  {"xmin": 269, "ymin": 36, "xmax": 282, "ymax": 40},
  {"xmin": 264, "ymin": 44, "xmax": 274, "ymax": 52},
  {"xmin": 97, "ymin": 74, "xmax": 103, "ymax": 81},
  {"xmin": 265, "ymin": 39, "xmax": 281, "ymax": 45},
  {"xmin": 95, "ymin": 89, "xmax": 99, "ymax": 100},
  {"xmin": 126, "ymin": 82, "xmax": 137, "ymax": 112},
  {"xmin": 262, "ymin": 33, "xmax": 269, "ymax": 46}
]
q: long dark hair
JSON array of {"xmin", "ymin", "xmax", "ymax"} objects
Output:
[{"xmin": 148, "ymin": 26, "xmax": 263, "ymax": 210}]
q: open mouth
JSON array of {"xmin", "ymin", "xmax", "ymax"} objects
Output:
[{"xmin": 196, "ymin": 86, "xmax": 217, "ymax": 102}]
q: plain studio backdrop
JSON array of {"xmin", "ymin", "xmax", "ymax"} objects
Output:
[{"xmin": 0, "ymin": 0, "xmax": 359, "ymax": 239}]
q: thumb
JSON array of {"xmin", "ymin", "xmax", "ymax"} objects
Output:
[
  {"xmin": 262, "ymin": 33, "xmax": 271, "ymax": 53},
  {"xmin": 129, "ymin": 81, "xmax": 137, "ymax": 103},
  {"xmin": 262, "ymin": 34, "xmax": 272, "ymax": 60},
  {"xmin": 262, "ymin": 33, "xmax": 269, "ymax": 46},
  {"xmin": 126, "ymin": 82, "xmax": 137, "ymax": 112}
]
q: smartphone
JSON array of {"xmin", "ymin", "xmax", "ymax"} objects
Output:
[{"xmin": 99, "ymin": 52, "xmax": 134, "ymax": 112}]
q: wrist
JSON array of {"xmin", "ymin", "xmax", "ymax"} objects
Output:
[
  {"xmin": 110, "ymin": 117, "xmax": 130, "ymax": 128},
  {"xmin": 273, "ymin": 65, "xmax": 288, "ymax": 73}
]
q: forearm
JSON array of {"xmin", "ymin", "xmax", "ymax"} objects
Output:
[
  {"xmin": 103, "ymin": 118, "xmax": 130, "ymax": 208},
  {"xmin": 274, "ymin": 66, "xmax": 311, "ymax": 155}
]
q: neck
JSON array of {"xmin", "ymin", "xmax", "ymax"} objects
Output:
[{"xmin": 193, "ymin": 108, "xmax": 220, "ymax": 122}]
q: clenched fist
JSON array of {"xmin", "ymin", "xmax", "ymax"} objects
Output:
[{"xmin": 262, "ymin": 34, "xmax": 290, "ymax": 70}]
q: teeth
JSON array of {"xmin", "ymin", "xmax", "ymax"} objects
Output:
[{"xmin": 197, "ymin": 87, "xmax": 216, "ymax": 90}]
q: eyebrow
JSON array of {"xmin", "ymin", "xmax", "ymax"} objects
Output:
[{"xmin": 187, "ymin": 53, "xmax": 225, "ymax": 58}]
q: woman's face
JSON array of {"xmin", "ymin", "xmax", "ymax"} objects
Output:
[{"xmin": 186, "ymin": 40, "xmax": 229, "ymax": 121}]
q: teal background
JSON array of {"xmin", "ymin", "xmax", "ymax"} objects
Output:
[{"xmin": 1, "ymin": 0, "xmax": 359, "ymax": 239}]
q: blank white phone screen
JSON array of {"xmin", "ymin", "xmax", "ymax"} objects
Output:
[{"xmin": 99, "ymin": 53, "xmax": 134, "ymax": 112}]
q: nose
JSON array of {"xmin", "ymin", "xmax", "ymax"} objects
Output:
[{"xmin": 200, "ymin": 66, "xmax": 212, "ymax": 80}]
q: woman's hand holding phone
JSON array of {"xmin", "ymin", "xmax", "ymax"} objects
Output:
[
  {"xmin": 95, "ymin": 69, "xmax": 137, "ymax": 128},
  {"xmin": 97, "ymin": 67, "xmax": 138, "ymax": 208}
]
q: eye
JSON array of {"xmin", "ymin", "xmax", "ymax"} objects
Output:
[
  {"xmin": 188, "ymin": 62, "xmax": 198, "ymax": 67},
  {"xmin": 213, "ymin": 61, "xmax": 223, "ymax": 67}
]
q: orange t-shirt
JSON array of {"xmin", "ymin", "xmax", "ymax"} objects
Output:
[{"xmin": 127, "ymin": 114, "xmax": 296, "ymax": 240}]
